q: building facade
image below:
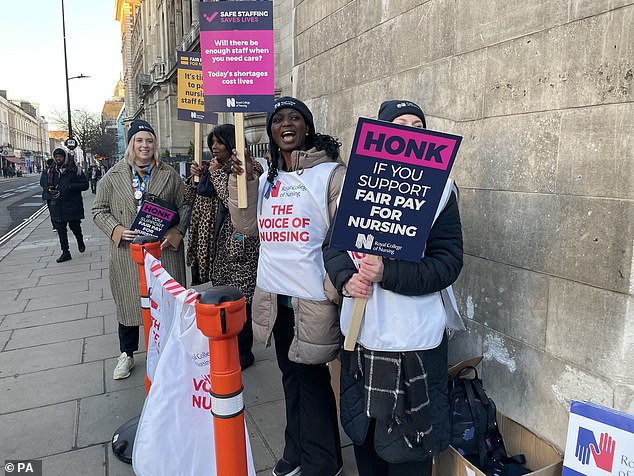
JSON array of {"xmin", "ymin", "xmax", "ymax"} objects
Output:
[
  {"xmin": 273, "ymin": 0, "xmax": 633, "ymax": 451},
  {"xmin": 116, "ymin": 0, "xmax": 204, "ymax": 157},
  {"xmin": 116, "ymin": 105, "xmax": 126, "ymax": 161},
  {"xmin": 0, "ymin": 91, "xmax": 49, "ymax": 174},
  {"xmin": 100, "ymin": 80, "xmax": 125, "ymax": 167},
  {"xmin": 115, "ymin": 0, "xmax": 267, "ymax": 162}
]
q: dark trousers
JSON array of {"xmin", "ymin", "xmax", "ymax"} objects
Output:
[
  {"xmin": 118, "ymin": 323, "xmax": 140, "ymax": 356},
  {"xmin": 190, "ymin": 264, "xmax": 201, "ymax": 286},
  {"xmin": 354, "ymin": 420, "xmax": 433, "ymax": 476},
  {"xmin": 238, "ymin": 302, "xmax": 254, "ymax": 357},
  {"xmin": 53, "ymin": 220, "xmax": 83, "ymax": 252},
  {"xmin": 272, "ymin": 305, "xmax": 342, "ymax": 476},
  {"xmin": 90, "ymin": 179, "xmax": 98, "ymax": 193}
]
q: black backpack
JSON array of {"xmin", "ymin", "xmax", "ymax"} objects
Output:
[{"xmin": 448, "ymin": 366, "xmax": 530, "ymax": 476}]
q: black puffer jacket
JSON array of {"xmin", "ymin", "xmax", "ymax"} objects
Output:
[
  {"xmin": 40, "ymin": 150, "xmax": 89, "ymax": 222},
  {"xmin": 322, "ymin": 190, "xmax": 463, "ymax": 459}
]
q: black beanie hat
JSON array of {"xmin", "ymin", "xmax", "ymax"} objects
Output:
[
  {"xmin": 378, "ymin": 100, "xmax": 426, "ymax": 128},
  {"xmin": 265, "ymin": 97, "xmax": 315, "ymax": 140},
  {"xmin": 127, "ymin": 119, "xmax": 156, "ymax": 144}
]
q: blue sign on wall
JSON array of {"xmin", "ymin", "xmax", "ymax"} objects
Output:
[{"xmin": 563, "ymin": 401, "xmax": 634, "ymax": 476}]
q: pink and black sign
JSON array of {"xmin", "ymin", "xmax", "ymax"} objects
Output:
[
  {"xmin": 131, "ymin": 201, "xmax": 177, "ymax": 240},
  {"xmin": 330, "ymin": 118, "xmax": 462, "ymax": 262},
  {"xmin": 199, "ymin": 1, "xmax": 274, "ymax": 113}
]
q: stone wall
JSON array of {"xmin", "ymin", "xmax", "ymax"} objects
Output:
[{"xmin": 275, "ymin": 0, "xmax": 634, "ymax": 449}]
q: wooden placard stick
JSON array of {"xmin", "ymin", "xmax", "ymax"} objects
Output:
[
  {"xmin": 343, "ymin": 254, "xmax": 380, "ymax": 351},
  {"xmin": 234, "ymin": 112, "xmax": 248, "ymax": 208},
  {"xmin": 193, "ymin": 122, "xmax": 202, "ymax": 184}
]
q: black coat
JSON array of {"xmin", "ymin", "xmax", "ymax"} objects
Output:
[
  {"xmin": 90, "ymin": 168, "xmax": 102, "ymax": 181},
  {"xmin": 40, "ymin": 161, "xmax": 89, "ymax": 222},
  {"xmin": 322, "ymin": 190, "xmax": 463, "ymax": 460}
]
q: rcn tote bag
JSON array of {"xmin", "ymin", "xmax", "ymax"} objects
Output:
[{"xmin": 132, "ymin": 294, "xmax": 256, "ymax": 476}]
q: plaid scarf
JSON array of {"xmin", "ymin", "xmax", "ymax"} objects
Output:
[
  {"xmin": 346, "ymin": 345, "xmax": 434, "ymax": 449},
  {"xmin": 47, "ymin": 163, "xmax": 67, "ymax": 187}
]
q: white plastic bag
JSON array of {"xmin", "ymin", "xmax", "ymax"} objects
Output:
[
  {"xmin": 144, "ymin": 252, "xmax": 198, "ymax": 382},
  {"xmin": 133, "ymin": 290, "xmax": 256, "ymax": 476}
]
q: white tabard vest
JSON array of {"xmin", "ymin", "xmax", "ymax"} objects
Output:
[
  {"xmin": 340, "ymin": 179, "xmax": 463, "ymax": 351},
  {"xmin": 256, "ymin": 162, "xmax": 340, "ymax": 300}
]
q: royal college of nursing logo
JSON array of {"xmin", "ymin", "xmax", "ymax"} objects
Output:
[
  {"xmin": 264, "ymin": 180, "xmax": 281, "ymax": 199},
  {"xmin": 355, "ymin": 233, "xmax": 374, "ymax": 250},
  {"xmin": 575, "ymin": 427, "xmax": 616, "ymax": 472}
]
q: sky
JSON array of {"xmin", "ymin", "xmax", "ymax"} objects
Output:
[{"xmin": 0, "ymin": 1, "xmax": 122, "ymax": 127}]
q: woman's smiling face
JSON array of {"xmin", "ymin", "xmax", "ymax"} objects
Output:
[
  {"xmin": 132, "ymin": 131, "xmax": 155, "ymax": 167},
  {"xmin": 270, "ymin": 108, "xmax": 308, "ymax": 153}
]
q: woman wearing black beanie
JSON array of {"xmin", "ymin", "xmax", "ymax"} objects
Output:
[
  {"xmin": 228, "ymin": 97, "xmax": 345, "ymax": 476},
  {"xmin": 323, "ymin": 99, "xmax": 464, "ymax": 476},
  {"xmin": 92, "ymin": 119, "xmax": 191, "ymax": 380}
]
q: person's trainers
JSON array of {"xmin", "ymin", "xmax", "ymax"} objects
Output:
[
  {"xmin": 272, "ymin": 459, "xmax": 301, "ymax": 476},
  {"xmin": 113, "ymin": 352, "xmax": 135, "ymax": 380},
  {"xmin": 56, "ymin": 251, "xmax": 72, "ymax": 263},
  {"xmin": 78, "ymin": 240, "xmax": 86, "ymax": 253}
]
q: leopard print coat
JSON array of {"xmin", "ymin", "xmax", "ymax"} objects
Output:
[{"xmin": 185, "ymin": 161, "xmax": 262, "ymax": 302}]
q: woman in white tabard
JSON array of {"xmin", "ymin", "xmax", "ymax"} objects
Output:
[
  {"xmin": 229, "ymin": 97, "xmax": 345, "ymax": 476},
  {"xmin": 322, "ymin": 100, "xmax": 464, "ymax": 476},
  {"xmin": 92, "ymin": 119, "xmax": 191, "ymax": 380}
]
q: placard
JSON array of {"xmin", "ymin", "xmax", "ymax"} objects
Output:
[
  {"xmin": 199, "ymin": 1, "xmax": 274, "ymax": 112},
  {"xmin": 563, "ymin": 400, "xmax": 634, "ymax": 476},
  {"xmin": 330, "ymin": 118, "xmax": 462, "ymax": 262},
  {"xmin": 131, "ymin": 201, "xmax": 177, "ymax": 240},
  {"xmin": 177, "ymin": 51, "xmax": 218, "ymax": 124}
]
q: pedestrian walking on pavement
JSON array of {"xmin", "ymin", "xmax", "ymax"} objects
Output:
[
  {"xmin": 92, "ymin": 119, "xmax": 191, "ymax": 380},
  {"xmin": 323, "ymin": 100, "xmax": 464, "ymax": 476},
  {"xmin": 90, "ymin": 165, "xmax": 102, "ymax": 194},
  {"xmin": 40, "ymin": 147, "xmax": 89, "ymax": 263},
  {"xmin": 184, "ymin": 124, "xmax": 261, "ymax": 370},
  {"xmin": 229, "ymin": 97, "xmax": 345, "ymax": 476}
]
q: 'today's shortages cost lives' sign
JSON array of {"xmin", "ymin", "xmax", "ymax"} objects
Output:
[
  {"xmin": 199, "ymin": 1, "xmax": 274, "ymax": 113},
  {"xmin": 330, "ymin": 118, "xmax": 462, "ymax": 262}
]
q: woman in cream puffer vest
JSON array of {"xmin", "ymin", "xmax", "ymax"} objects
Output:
[{"xmin": 228, "ymin": 97, "xmax": 345, "ymax": 476}]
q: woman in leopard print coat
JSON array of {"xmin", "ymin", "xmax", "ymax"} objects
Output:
[{"xmin": 185, "ymin": 124, "xmax": 263, "ymax": 368}]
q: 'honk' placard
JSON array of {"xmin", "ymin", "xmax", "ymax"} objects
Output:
[{"xmin": 330, "ymin": 118, "xmax": 462, "ymax": 262}]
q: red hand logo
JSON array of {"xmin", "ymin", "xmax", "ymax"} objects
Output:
[{"xmin": 590, "ymin": 432, "xmax": 616, "ymax": 472}]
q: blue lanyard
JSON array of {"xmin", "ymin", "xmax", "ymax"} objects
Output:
[{"xmin": 132, "ymin": 164, "xmax": 151, "ymax": 207}]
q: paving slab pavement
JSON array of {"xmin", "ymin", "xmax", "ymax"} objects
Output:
[{"xmin": 0, "ymin": 191, "xmax": 358, "ymax": 475}]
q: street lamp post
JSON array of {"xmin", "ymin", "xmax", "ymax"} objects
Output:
[
  {"xmin": 61, "ymin": 0, "xmax": 73, "ymax": 141},
  {"xmin": 61, "ymin": 0, "xmax": 90, "ymax": 169}
]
